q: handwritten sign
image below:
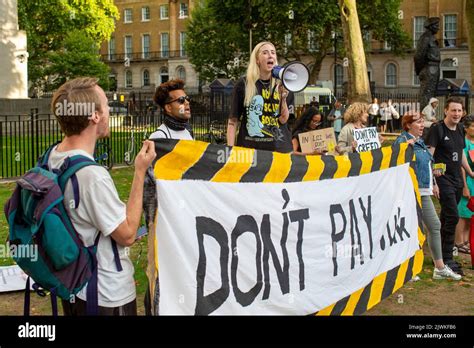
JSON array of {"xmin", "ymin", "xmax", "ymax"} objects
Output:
[
  {"xmin": 353, "ymin": 127, "xmax": 380, "ymax": 153},
  {"xmin": 298, "ymin": 127, "xmax": 337, "ymax": 155}
]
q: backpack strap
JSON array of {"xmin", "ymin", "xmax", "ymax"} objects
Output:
[{"xmin": 38, "ymin": 141, "xmax": 61, "ymax": 168}]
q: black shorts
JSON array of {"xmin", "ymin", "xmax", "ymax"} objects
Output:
[{"xmin": 62, "ymin": 297, "xmax": 137, "ymax": 316}]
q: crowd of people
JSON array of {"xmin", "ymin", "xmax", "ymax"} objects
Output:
[{"xmin": 30, "ymin": 40, "xmax": 471, "ymax": 317}]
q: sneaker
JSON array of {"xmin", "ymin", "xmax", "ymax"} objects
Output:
[
  {"xmin": 409, "ymin": 275, "xmax": 421, "ymax": 282},
  {"xmin": 433, "ymin": 265, "xmax": 462, "ymax": 280},
  {"xmin": 446, "ymin": 260, "xmax": 465, "ymax": 276}
]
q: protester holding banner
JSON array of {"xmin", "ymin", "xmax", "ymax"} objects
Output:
[
  {"xmin": 455, "ymin": 115, "xmax": 474, "ymax": 255},
  {"xmin": 50, "ymin": 77, "xmax": 156, "ymax": 315},
  {"xmin": 336, "ymin": 102, "xmax": 369, "ymax": 154},
  {"xmin": 227, "ymin": 41, "xmax": 294, "ymax": 153},
  {"xmin": 426, "ymin": 97, "xmax": 474, "ymax": 276},
  {"xmin": 150, "ymin": 79, "xmax": 193, "ymax": 140},
  {"xmin": 291, "ymin": 107, "xmax": 325, "ymax": 155},
  {"xmin": 394, "ymin": 112, "xmax": 461, "ymax": 280}
]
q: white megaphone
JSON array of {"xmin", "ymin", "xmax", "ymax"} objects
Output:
[{"xmin": 271, "ymin": 61, "xmax": 310, "ymax": 93}]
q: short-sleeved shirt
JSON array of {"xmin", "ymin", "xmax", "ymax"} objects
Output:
[
  {"xmin": 426, "ymin": 121, "xmax": 465, "ymax": 188},
  {"xmin": 48, "ymin": 146, "xmax": 134, "ymax": 308},
  {"xmin": 230, "ymin": 77, "xmax": 294, "ymax": 152}
]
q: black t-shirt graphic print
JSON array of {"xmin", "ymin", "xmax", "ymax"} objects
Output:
[{"xmin": 230, "ymin": 77, "xmax": 294, "ymax": 152}]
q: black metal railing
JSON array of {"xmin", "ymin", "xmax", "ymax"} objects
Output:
[{"xmin": 101, "ymin": 50, "xmax": 186, "ymax": 62}]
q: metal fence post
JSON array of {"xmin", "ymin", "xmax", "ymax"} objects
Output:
[{"xmin": 30, "ymin": 108, "xmax": 39, "ymax": 168}]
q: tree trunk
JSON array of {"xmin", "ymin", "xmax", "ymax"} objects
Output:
[
  {"xmin": 466, "ymin": 0, "xmax": 474, "ymax": 89},
  {"xmin": 339, "ymin": 0, "xmax": 371, "ymax": 103}
]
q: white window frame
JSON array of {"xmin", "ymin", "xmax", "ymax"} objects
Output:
[
  {"xmin": 413, "ymin": 66, "xmax": 420, "ymax": 86},
  {"xmin": 444, "ymin": 14, "xmax": 457, "ymax": 48},
  {"xmin": 176, "ymin": 66, "xmax": 186, "ymax": 82},
  {"xmin": 124, "ymin": 8, "xmax": 132, "ymax": 23},
  {"xmin": 124, "ymin": 35, "xmax": 132, "ymax": 59},
  {"xmin": 125, "ymin": 70, "xmax": 133, "ymax": 88},
  {"xmin": 160, "ymin": 4, "xmax": 169, "ymax": 19},
  {"xmin": 335, "ymin": 64, "xmax": 343, "ymax": 87},
  {"xmin": 143, "ymin": 69, "xmax": 150, "ymax": 86},
  {"xmin": 141, "ymin": 7, "xmax": 150, "ymax": 21},
  {"xmin": 385, "ymin": 63, "xmax": 397, "ymax": 87},
  {"xmin": 108, "ymin": 37, "xmax": 115, "ymax": 60},
  {"xmin": 179, "ymin": 2, "xmax": 188, "ymax": 19},
  {"xmin": 180, "ymin": 32, "xmax": 186, "ymax": 56},
  {"xmin": 161, "ymin": 33, "xmax": 169, "ymax": 58},
  {"xmin": 413, "ymin": 16, "xmax": 426, "ymax": 48},
  {"xmin": 160, "ymin": 67, "xmax": 169, "ymax": 84},
  {"xmin": 142, "ymin": 34, "xmax": 150, "ymax": 59}
]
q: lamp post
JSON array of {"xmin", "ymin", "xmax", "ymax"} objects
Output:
[{"xmin": 333, "ymin": 31, "xmax": 337, "ymax": 99}]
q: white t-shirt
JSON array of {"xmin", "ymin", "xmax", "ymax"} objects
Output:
[
  {"xmin": 48, "ymin": 146, "xmax": 135, "ymax": 307},
  {"xmin": 419, "ymin": 161, "xmax": 433, "ymax": 196},
  {"xmin": 149, "ymin": 124, "xmax": 193, "ymax": 140}
]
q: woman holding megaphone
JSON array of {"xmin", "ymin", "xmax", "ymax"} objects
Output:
[{"xmin": 227, "ymin": 41, "xmax": 295, "ymax": 153}]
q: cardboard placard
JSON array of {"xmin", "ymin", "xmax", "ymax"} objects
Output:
[
  {"xmin": 353, "ymin": 127, "xmax": 381, "ymax": 153},
  {"xmin": 298, "ymin": 127, "xmax": 337, "ymax": 155}
]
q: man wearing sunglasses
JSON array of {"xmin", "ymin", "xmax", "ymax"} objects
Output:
[{"xmin": 150, "ymin": 79, "xmax": 194, "ymax": 140}]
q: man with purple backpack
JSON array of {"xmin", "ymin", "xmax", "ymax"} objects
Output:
[{"xmin": 5, "ymin": 77, "xmax": 156, "ymax": 316}]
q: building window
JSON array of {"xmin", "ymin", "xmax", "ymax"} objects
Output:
[
  {"xmin": 413, "ymin": 66, "xmax": 420, "ymax": 86},
  {"xmin": 180, "ymin": 32, "xmax": 186, "ymax": 56},
  {"xmin": 413, "ymin": 16, "xmax": 426, "ymax": 48},
  {"xmin": 108, "ymin": 36, "xmax": 115, "ymax": 60},
  {"xmin": 161, "ymin": 33, "xmax": 169, "ymax": 58},
  {"xmin": 444, "ymin": 15, "xmax": 457, "ymax": 47},
  {"xmin": 142, "ymin": 34, "xmax": 150, "ymax": 59},
  {"xmin": 160, "ymin": 67, "xmax": 169, "ymax": 84},
  {"xmin": 308, "ymin": 30, "xmax": 317, "ymax": 52},
  {"xmin": 335, "ymin": 64, "xmax": 343, "ymax": 87},
  {"xmin": 441, "ymin": 58, "xmax": 457, "ymax": 79},
  {"xmin": 125, "ymin": 70, "xmax": 132, "ymax": 88},
  {"xmin": 385, "ymin": 63, "xmax": 397, "ymax": 87},
  {"xmin": 179, "ymin": 2, "xmax": 188, "ymax": 18},
  {"xmin": 367, "ymin": 64, "xmax": 373, "ymax": 82},
  {"xmin": 160, "ymin": 4, "xmax": 169, "ymax": 19},
  {"xmin": 124, "ymin": 8, "xmax": 132, "ymax": 23},
  {"xmin": 142, "ymin": 7, "xmax": 150, "ymax": 21},
  {"xmin": 177, "ymin": 66, "xmax": 186, "ymax": 82},
  {"xmin": 124, "ymin": 36, "xmax": 132, "ymax": 59},
  {"xmin": 363, "ymin": 31, "xmax": 371, "ymax": 50},
  {"xmin": 143, "ymin": 70, "xmax": 150, "ymax": 86}
]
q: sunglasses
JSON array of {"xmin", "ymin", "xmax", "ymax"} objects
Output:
[{"xmin": 165, "ymin": 95, "xmax": 191, "ymax": 105}]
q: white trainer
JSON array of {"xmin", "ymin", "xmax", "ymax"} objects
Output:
[{"xmin": 433, "ymin": 265, "xmax": 462, "ymax": 280}]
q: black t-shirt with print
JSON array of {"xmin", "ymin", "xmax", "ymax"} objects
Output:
[
  {"xmin": 230, "ymin": 77, "xmax": 294, "ymax": 152},
  {"xmin": 426, "ymin": 121, "xmax": 465, "ymax": 188}
]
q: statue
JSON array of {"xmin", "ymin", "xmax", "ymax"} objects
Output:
[{"xmin": 414, "ymin": 17, "xmax": 441, "ymax": 110}]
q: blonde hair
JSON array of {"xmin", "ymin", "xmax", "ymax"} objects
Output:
[
  {"xmin": 51, "ymin": 77, "xmax": 102, "ymax": 136},
  {"xmin": 344, "ymin": 102, "xmax": 369, "ymax": 124},
  {"xmin": 244, "ymin": 41, "xmax": 279, "ymax": 107}
]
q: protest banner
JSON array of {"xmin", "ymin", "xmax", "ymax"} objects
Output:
[
  {"xmin": 353, "ymin": 127, "xmax": 381, "ymax": 153},
  {"xmin": 149, "ymin": 141, "xmax": 423, "ymax": 315},
  {"xmin": 298, "ymin": 127, "xmax": 337, "ymax": 155}
]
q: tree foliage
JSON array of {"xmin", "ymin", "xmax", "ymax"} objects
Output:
[
  {"xmin": 46, "ymin": 30, "xmax": 111, "ymax": 91},
  {"xmin": 18, "ymin": 0, "xmax": 119, "ymax": 93},
  {"xmin": 186, "ymin": 0, "xmax": 410, "ymax": 84}
]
